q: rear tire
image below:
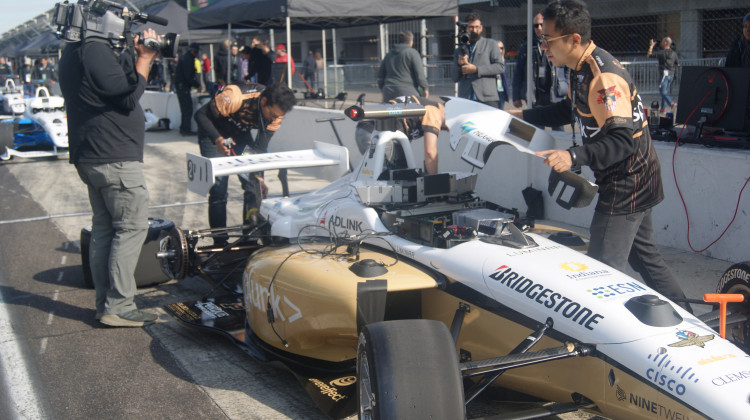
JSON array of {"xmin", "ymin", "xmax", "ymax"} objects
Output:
[
  {"xmin": 80, "ymin": 217, "xmax": 175, "ymax": 289},
  {"xmin": 716, "ymin": 261, "xmax": 750, "ymax": 352},
  {"xmin": 356, "ymin": 319, "xmax": 465, "ymax": 420}
]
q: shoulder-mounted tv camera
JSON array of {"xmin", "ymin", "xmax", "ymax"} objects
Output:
[
  {"xmin": 456, "ymin": 21, "xmax": 470, "ymax": 56},
  {"xmin": 53, "ymin": 0, "xmax": 179, "ymax": 58}
]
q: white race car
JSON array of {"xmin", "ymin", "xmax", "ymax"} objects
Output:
[
  {"xmin": 158, "ymin": 98, "xmax": 750, "ymax": 420},
  {"xmin": 1, "ymin": 84, "xmax": 68, "ymax": 161}
]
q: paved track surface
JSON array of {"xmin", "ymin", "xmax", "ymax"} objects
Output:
[{"xmin": 0, "ymin": 127, "xmax": 731, "ymax": 419}]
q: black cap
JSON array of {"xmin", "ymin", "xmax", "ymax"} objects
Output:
[{"xmin": 189, "ymin": 43, "xmax": 200, "ymax": 52}]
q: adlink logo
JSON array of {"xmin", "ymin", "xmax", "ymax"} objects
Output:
[
  {"xmin": 461, "ymin": 121, "xmax": 477, "ymax": 134},
  {"xmin": 328, "ymin": 215, "xmax": 363, "ymax": 232}
]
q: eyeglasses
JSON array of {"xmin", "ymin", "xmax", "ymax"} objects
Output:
[
  {"xmin": 541, "ymin": 33, "xmax": 572, "ymax": 47},
  {"xmin": 533, "ymin": 24, "xmax": 543, "ymax": 28}
]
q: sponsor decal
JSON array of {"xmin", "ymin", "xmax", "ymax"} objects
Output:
[
  {"xmin": 587, "ymin": 282, "xmax": 646, "ymax": 300},
  {"xmin": 698, "ymin": 354, "xmax": 737, "ymax": 365},
  {"xmin": 668, "ymin": 330, "xmax": 715, "ymax": 348},
  {"xmin": 328, "ymin": 215, "xmax": 363, "ymax": 232},
  {"xmin": 595, "ymin": 55, "xmax": 605, "ymax": 66},
  {"xmin": 330, "ymin": 376, "xmax": 357, "ymax": 387},
  {"xmin": 194, "ymin": 301, "xmax": 229, "ymax": 319},
  {"xmin": 505, "ymin": 244, "xmax": 562, "ymax": 257},
  {"xmin": 615, "ymin": 385, "xmax": 626, "ymax": 401},
  {"xmin": 246, "ymin": 278, "xmax": 302, "ymax": 323},
  {"xmin": 712, "ymin": 370, "xmax": 750, "ymax": 386},
  {"xmin": 646, "ymin": 352, "xmax": 700, "ymax": 396},
  {"xmin": 628, "ymin": 392, "xmax": 693, "ymax": 419},
  {"xmin": 309, "ymin": 378, "xmax": 347, "ymax": 401},
  {"xmin": 461, "ymin": 121, "xmax": 478, "ymax": 135},
  {"xmin": 721, "ymin": 267, "xmax": 750, "ymax": 283},
  {"xmin": 559, "ymin": 262, "xmax": 611, "ymax": 280},
  {"xmin": 488, "ymin": 264, "xmax": 604, "ymax": 330},
  {"xmin": 597, "ymin": 86, "xmax": 622, "ymax": 111}
]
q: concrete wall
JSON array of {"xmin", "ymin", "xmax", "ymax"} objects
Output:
[{"xmin": 140, "ymin": 93, "xmax": 750, "ymax": 263}]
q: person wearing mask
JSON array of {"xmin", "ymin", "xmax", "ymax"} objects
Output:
[
  {"xmin": 59, "ymin": 28, "xmax": 161, "ymax": 327},
  {"xmin": 377, "ymin": 31, "xmax": 429, "ymax": 102},
  {"xmin": 647, "ymin": 37, "xmax": 680, "ymax": 114},
  {"xmin": 451, "ymin": 13, "xmax": 504, "ymax": 108},
  {"xmin": 508, "ymin": 0, "xmax": 692, "ymax": 312},
  {"xmin": 513, "ymin": 12, "xmax": 564, "ymax": 131},
  {"xmin": 725, "ymin": 13, "xmax": 750, "ymax": 68},
  {"xmin": 194, "ymin": 83, "xmax": 296, "ymax": 246},
  {"xmin": 174, "ymin": 44, "xmax": 201, "ymax": 136},
  {"xmin": 495, "ymin": 40, "xmax": 510, "ymax": 110}
]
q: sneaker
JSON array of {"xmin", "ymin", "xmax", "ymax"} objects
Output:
[{"xmin": 100, "ymin": 310, "xmax": 157, "ymax": 327}]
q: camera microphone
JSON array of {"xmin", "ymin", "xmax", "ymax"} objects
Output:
[{"xmin": 141, "ymin": 14, "xmax": 168, "ymax": 26}]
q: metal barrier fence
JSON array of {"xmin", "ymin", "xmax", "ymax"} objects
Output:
[{"xmin": 308, "ymin": 57, "xmax": 728, "ymax": 99}]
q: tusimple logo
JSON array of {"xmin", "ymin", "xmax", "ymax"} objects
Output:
[{"xmin": 461, "ymin": 121, "xmax": 478, "ymax": 135}]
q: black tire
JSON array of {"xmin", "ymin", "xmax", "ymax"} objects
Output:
[
  {"xmin": 357, "ymin": 319, "xmax": 465, "ymax": 420},
  {"xmin": 716, "ymin": 261, "xmax": 750, "ymax": 352},
  {"xmin": 80, "ymin": 217, "xmax": 175, "ymax": 289}
]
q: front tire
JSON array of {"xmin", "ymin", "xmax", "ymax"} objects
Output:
[
  {"xmin": 716, "ymin": 261, "xmax": 750, "ymax": 352},
  {"xmin": 357, "ymin": 319, "xmax": 465, "ymax": 420}
]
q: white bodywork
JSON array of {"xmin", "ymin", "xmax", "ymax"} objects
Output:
[
  {"xmin": 1, "ymin": 86, "xmax": 68, "ymax": 160},
  {"xmin": 189, "ymin": 98, "xmax": 750, "ymax": 419}
]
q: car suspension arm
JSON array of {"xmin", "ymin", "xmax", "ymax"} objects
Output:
[{"xmin": 463, "ymin": 318, "xmax": 553, "ymax": 404}]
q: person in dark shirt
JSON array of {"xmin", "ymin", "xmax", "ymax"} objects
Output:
[
  {"xmin": 246, "ymin": 37, "xmax": 276, "ymax": 85},
  {"xmin": 194, "ymin": 82, "xmax": 296, "ymax": 245},
  {"xmin": 174, "ymin": 44, "xmax": 201, "ymax": 135},
  {"xmin": 377, "ymin": 31, "xmax": 429, "ymax": 101},
  {"xmin": 508, "ymin": 0, "xmax": 691, "ymax": 312},
  {"xmin": 0, "ymin": 57, "xmax": 14, "ymax": 76},
  {"xmin": 59, "ymin": 28, "xmax": 161, "ymax": 327},
  {"xmin": 725, "ymin": 13, "xmax": 750, "ymax": 68},
  {"xmin": 648, "ymin": 37, "xmax": 680, "ymax": 113}
]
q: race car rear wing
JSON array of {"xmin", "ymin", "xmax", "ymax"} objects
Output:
[{"xmin": 186, "ymin": 141, "xmax": 349, "ymax": 196}]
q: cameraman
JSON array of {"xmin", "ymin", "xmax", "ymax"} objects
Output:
[
  {"xmin": 450, "ymin": 13, "xmax": 504, "ymax": 108},
  {"xmin": 59, "ymin": 27, "xmax": 161, "ymax": 327}
]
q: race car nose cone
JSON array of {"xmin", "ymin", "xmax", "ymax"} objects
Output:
[
  {"xmin": 349, "ymin": 258, "xmax": 388, "ymax": 278},
  {"xmin": 625, "ymin": 294, "xmax": 683, "ymax": 327}
]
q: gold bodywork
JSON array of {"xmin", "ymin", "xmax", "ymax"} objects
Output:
[{"xmin": 245, "ymin": 243, "xmax": 705, "ymax": 419}]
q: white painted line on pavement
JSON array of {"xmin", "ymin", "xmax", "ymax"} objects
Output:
[
  {"xmin": 39, "ymin": 338, "xmax": 48, "ymax": 355},
  {"xmin": 60, "ymin": 256, "xmax": 66, "ymax": 265},
  {"xmin": 56, "ymin": 272, "xmax": 63, "ymax": 283},
  {"xmin": 46, "ymin": 312, "xmax": 54, "ymax": 326},
  {"xmin": 0, "ymin": 287, "xmax": 46, "ymax": 419}
]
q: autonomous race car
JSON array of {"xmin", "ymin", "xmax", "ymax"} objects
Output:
[
  {"xmin": 157, "ymin": 98, "xmax": 750, "ymax": 419},
  {"xmin": 0, "ymin": 82, "xmax": 68, "ymax": 161}
]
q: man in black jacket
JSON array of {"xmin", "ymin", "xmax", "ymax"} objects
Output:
[
  {"xmin": 59, "ymin": 28, "xmax": 161, "ymax": 327},
  {"xmin": 194, "ymin": 82, "xmax": 295, "ymax": 245},
  {"xmin": 175, "ymin": 43, "xmax": 201, "ymax": 135},
  {"xmin": 512, "ymin": 13, "xmax": 553, "ymax": 111},
  {"xmin": 509, "ymin": 0, "xmax": 691, "ymax": 312}
]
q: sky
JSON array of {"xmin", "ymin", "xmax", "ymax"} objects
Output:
[{"xmin": 1, "ymin": 0, "xmax": 61, "ymax": 35}]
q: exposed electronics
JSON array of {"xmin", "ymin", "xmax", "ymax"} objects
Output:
[
  {"xmin": 53, "ymin": 0, "xmax": 179, "ymax": 57},
  {"xmin": 675, "ymin": 66, "xmax": 750, "ymax": 133}
]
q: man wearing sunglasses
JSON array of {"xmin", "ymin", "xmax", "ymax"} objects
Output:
[
  {"xmin": 451, "ymin": 13, "xmax": 504, "ymax": 108},
  {"xmin": 194, "ymin": 83, "xmax": 296, "ymax": 246},
  {"xmin": 512, "ymin": 14, "xmax": 556, "ymax": 114},
  {"xmin": 508, "ymin": 0, "xmax": 692, "ymax": 312}
]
